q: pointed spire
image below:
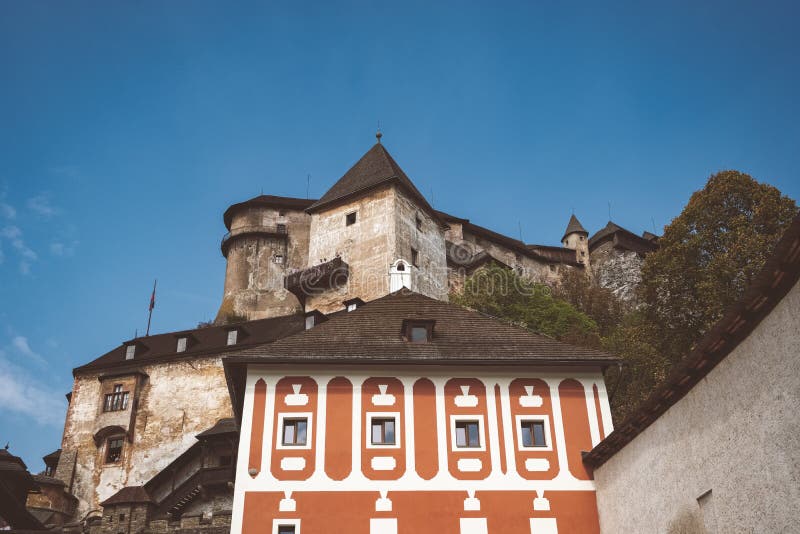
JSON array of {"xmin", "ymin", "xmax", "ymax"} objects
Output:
[{"xmin": 562, "ymin": 214, "xmax": 588, "ymax": 241}]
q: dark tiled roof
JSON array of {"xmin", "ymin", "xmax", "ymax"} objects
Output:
[
  {"xmin": 42, "ymin": 449, "xmax": 61, "ymax": 463},
  {"xmin": 32, "ymin": 474, "xmax": 65, "ymax": 487},
  {"xmin": 74, "ymin": 314, "xmax": 305, "ymax": 375},
  {"xmin": 527, "ymin": 244, "xmax": 582, "ymax": 266},
  {"xmin": 0, "ymin": 448, "xmax": 27, "ymax": 473},
  {"xmin": 588, "ymin": 221, "xmax": 658, "ymax": 254},
  {"xmin": 229, "ymin": 290, "xmax": 615, "ymax": 364},
  {"xmin": 196, "ymin": 418, "xmax": 237, "ymax": 439},
  {"xmin": 562, "ymin": 214, "xmax": 588, "ymax": 241},
  {"xmin": 584, "ymin": 213, "xmax": 800, "ymax": 469},
  {"xmin": 101, "ymin": 486, "xmax": 153, "ymax": 506},
  {"xmin": 223, "ymin": 195, "xmax": 316, "ymax": 230},
  {"xmin": 307, "ymin": 143, "xmax": 439, "ymax": 223}
]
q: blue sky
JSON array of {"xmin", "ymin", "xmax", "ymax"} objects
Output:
[{"xmin": 1, "ymin": 1, "xmax": 798, "ymax": 469}]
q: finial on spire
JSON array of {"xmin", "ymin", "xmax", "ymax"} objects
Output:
[{"xmin": 376, "ymin": 120, "xmax": 382, "ymax": 143}]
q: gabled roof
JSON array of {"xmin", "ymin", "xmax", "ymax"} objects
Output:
[
  {"xmin": 307, "ymin": 143, "xmax": 440, "ymax": 223},
  {"xmin": 74, "ymin": 313, "xmax": 305, "ymax": 375},
  {"xmin": 584, "ymin": 213, "xmax": 800, "ymax": 469},
  {"xmin": 562, "ymin": 214, "xmax": 588, "ymax": 241},
  {"xmin": 101, "ymin": 486, "xmax": 153, "ymax": 506},
  {"xmin": 589, "ymin": 221, "xmax": 659, "ymax": 254}
]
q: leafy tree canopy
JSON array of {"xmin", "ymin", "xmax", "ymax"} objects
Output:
[{"xmin": 638, "ymin": 170, "xmax": 797, "ymax": 363}]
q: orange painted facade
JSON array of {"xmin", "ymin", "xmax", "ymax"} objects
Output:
[{"xmin": 234, "ymin": 369, "xmax": 612, "ymax": 534}]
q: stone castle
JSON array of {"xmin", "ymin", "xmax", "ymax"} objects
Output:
[
  {"xmin": 217, "ymin": 134, "xmax": 659, "ymax": 324},
  {"xmin": 8, "ymin": 136, "xmax": 659, "ymax": 533}
]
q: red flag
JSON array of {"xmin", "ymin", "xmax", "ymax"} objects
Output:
[{"xmin": 149, "ymin": 282, "xmax": 156, "ymax": 311}]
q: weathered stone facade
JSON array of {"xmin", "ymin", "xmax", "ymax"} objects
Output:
[{"xmin": 590, "ymin": 242, "xmax": 644, "ymax": 303}]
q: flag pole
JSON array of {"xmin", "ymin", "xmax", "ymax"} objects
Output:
[{"xmin": 146, "ymin": 279, "xmax": 157, "ymax": 336}]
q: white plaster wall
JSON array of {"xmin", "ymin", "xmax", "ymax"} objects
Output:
[{"xmin": 594, "ymin": 279, "xmax": 800, "ymax": 534}]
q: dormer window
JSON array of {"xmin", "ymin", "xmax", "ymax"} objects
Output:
[
  {"xmin": 346, "ymin": 212, "xmax": 357, "ymax": 226},
  {"xmin": 176, "ymin": 337, "xmax": 188, "ymax": 353},
  {"xmin": 227, "ymin": 329, "xmax": 238, "ymax": 346},
  {"xmin": 403, "ymin": 319, "xmax": 434, "ymax": 343},
  {"xmin": 344, "ymin": 298, "xmax": 365, "ymax": 312},
  {"xmin": 304, "ymin": 310, "xmax": 327, "ymax": 330},
  {"xmin": 124, "ymin": 345, "xmax": 135, "ymax": 360}
]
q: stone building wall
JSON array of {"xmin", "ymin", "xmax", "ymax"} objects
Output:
[
  {"xmin": 58, "ymin": 356, "xmax": 233, "ymax": 518},
  {"xmin": 590, "ymin": 242, "xmax": 644, "ymax": 303},
  {"xmin": 218, "ymin": 206, "xmax": 310, "ymax": 321},
  {"xmin": 593, "ymin": 278, "xmax": 800, "ymax": 533}
]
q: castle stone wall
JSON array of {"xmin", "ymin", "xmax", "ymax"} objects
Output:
[{"xmin": 590, "ymin": 242, "xmax": 644, "ymax": 303}]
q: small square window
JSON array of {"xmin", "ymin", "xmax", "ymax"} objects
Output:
[
  {"xmin": 278, "ymin": 210, "xmax": 286, "ymax": 217},
  {"xmin": 346, "ymin": 212, "xmax": 357, "ymax": 226},
  {"xmin": 371, "ymin": 418, "xmax": 396, "ymax": 445},
  {"xmin": 176, "ymin": 337, "xmax": 187, "ymax": 352},
  {"xmin": 105, "ymin": 437, "xmax": 124, "ymax": 463},
  {"xmin": 548, "ymin": 264, "xmax": 556, "ymax": 272},
  {"xmin": 410, "ymin": 326, "xmax": 428, "ymax": 343},
  {"xmin": 274, "ymin": 254, "xmax": 285, "ymax": 264},
  {"xmin": 579, "ymin": 236, "xmax": 584, "ymax": 241},
  {"xmin": 125, "ymin": 345, "xmax": 135, "ymax": 360},
  {"xmin": 455, "ymin": 421, "xmax": 481, "ymax": 448},
  {"xmin": 520, "ymin": 420, "xmax": 547, "ymax": 448},
  {"xmin": 277, "ymin": 223, "xmax": 286, "ymax": 233},
  {"xmin": 227, "ymin": 330, "xmax": 238, "ymax": 345},
  {"xmin": 278, "ymin": 527, "xmax": 296, "ymax": 534},
  {"xmin": 282, "ymin": 418, "xmax": 308, "ymax": 446},
  {"xmin": 411, "ymin": 248, "xmax": 419, "ymax": 267}
]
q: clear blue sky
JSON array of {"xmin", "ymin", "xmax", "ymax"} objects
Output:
[{"xmin": 1, "ymin": 1, "xmax": 798, "ymax": 469}]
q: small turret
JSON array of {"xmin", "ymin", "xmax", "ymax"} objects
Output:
[{"xmin": 561, "ymin": 214, "xmax": 589, "ymax": 266}]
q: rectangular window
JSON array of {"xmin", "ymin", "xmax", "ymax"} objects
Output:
[
  {"xmin": 124, "ymin": 345, "xmax": 135, "ymax": 360},
  {"xmin": 346, "ymin": 212, "xmax": 357, "ymax": 226},
  {"xmin": 176, "ymin": 337, "xmax": 187, "ymax": 353},
  {"xmin": 411, "ymin": 248, "xmax": 419, "ymax": 267},
  {"xmin": 370, "ymin": 418, "xmax": 396, "ymax": 445},
  {"xmin": 520, "ymin": 420, "xmax": 547, "ymax": 447},
  {"xmin": 282, "ymin": 418, "xmax": 308, "ymax": 446},
  {"xmin": 227, "ymin": 330, "xmax": 238, "ymax": 345},
  {"xmin": 278, "ymin": 527, "xmax": 296, "ymax": 534},
  {"xmin": 103, "ymin": 385, "xmax": 129, "ymax": 412},
  {"xmin": 410, "ymin": 326, "xmax": 428, "ymax": 343},
  {"xmin": 277, "ymin": 223, "xmax": 286, "ymax": 233},
  {"xmin": 274, "ymin": 254, "xmax": 284, "ymax": 264},
  {"xmin": 105, "ymin": 437, "xmax": 124, "ymax": 463},
  {"xmin": 455, "ymin": 420, "xmax": 481, "ymax": 448},
  {"xmin": 305, "ymin": 315, "xmax": 315, "ymax": 330}
]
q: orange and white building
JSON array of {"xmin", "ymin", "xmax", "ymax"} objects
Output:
[{"xmin": 224, "ymin": 291, "xmax": 617, "ymax": 534}]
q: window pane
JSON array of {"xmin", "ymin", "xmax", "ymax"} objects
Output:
[
  {"xmin": 521, "ymin": 424, "xmax": 533, "ymax": 447},
  {"xmin": 467, "ymin": 423, "xmax": 480, "ymax": 446},
  {"xmin": 278, "ymin": 527, "xmax": 295, "ymax": 534},
  {"xmin": 410, "ymin": 327, "xmax": 427, "ymax": 342},
  {"xmin": 384, "ymin": 421, "xmax": 395, "ymax": 444},
  {"xmin": 533, "ymin": 422, "xmax": 546, "ymax": 447},
  {"xmin": 283, "ymin": 423, "xmax": 295, "ymax": 444},
  {"xmin": 456, "ymin": 426, "xmax": 467, "ymax": 447},
  {"xmin": 372, "ymin": 422, "xmax": 382, "ymax": 444},
  {"xmin": 295, "ymin": 421, "xmax": 307, "ymax": 445}
]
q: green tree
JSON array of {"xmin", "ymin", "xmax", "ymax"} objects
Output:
[
  {"xmin": 553, "ymin": 268, "xmax": 625, "ymax": 337},
  {"xmin": 450, "ymin": 263, "xmax": 602, "ymax": 348},
  {"xmin": 638, "ymin": 170, "xmax": 797, "ymax": 364}
]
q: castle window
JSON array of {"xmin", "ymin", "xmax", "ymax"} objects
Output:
[
  {"xmin": 119, "ymin": 514, "xmax": 125, "ymax": 522},
  {"xmin": 415, "ymin": 214, "xmax": 423, "ymax": 231},
  {"xmin": 371, "ymin": 417, "xmax": 396, "ymax": 445},
  {"xmin": 455, "ymin": 420, "xmax": 481, "ymax": 448},
  {"xmin": 278, "ymin": 210, "xmax": 286, "ymax": 216},
  {"xmin": 227, "ymin": 329, "xmax": 238, "ymax": 345},
  {"xmin": 124, "ymin": 344, "xmax": 135, "ymax": 360},
  {"xmin": 520, "ymin": 420, "xmax": 547, "ymax": 447},
  {"xmin": 105, "ymin": 437, "xmax": 124, "ymax": 463},
  {"xmin": 579, "ymin": 236, "xmax": 584, "ymax": 241},
  {"xmin": 549, "ymin": 264, "xmax": 556, "ymax": 272},
  {"xmin": 411, "ymin": 248, "xmax": 419, "ymax": 267},
  {"xmin": 581, "ymin": 251, "xmax": 586, "ymax": 256},
  {"xmin": 274, "ymin": 254, "xmax": 285, "ymax": 264},
  {"xmin": 281, "ymin": 418, "xmax": 308, "ymax": 446},
  {"xmin": 176, "ymin": 337, "xmax": 188, "ymax": 353},
  {"xmin": 346, "ymin": 212, "xmax": 357, "ymax": 226},
  {"xmin": 277, "ymin": 223, "xmax": 286, "ymax": 233},
  {"xmin": 103, "ymin": 385, "xmax": 129, "ymax": 412}
]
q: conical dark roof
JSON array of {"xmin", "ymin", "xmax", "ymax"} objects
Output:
[
  {"xmin": 562, "ymin": 214, "xmax": 588, "ymax": 241},
  {"xmin": 308, "ymin": 143, "xmax": 438, "ymax": 221}
]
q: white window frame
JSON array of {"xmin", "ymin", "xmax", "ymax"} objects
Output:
[
  {"xmin": 124, "ymin": 345, "xmax": 135, "ymax": 360},
  {"xmin": 276, "ymin": 412, "xmax": 313, "ymax": 450},
  {"xmin": 365, "ymin": 412, "xmax": 401, "ymax": 449},
  {"xmin": 176, "ymin": 337, "xmax": 187, "ymax": 353},
  {"xmin": 227, "ymin": 329, "xmax": 238, "ymax": 346},
  {"xmin": 272, "ymin": 519, "xmax": 301, "ymax": 534},
  {"xmin": 449, "ymin": 415, "xmax": 486, "ymax": 451},
  {"xmin": 515, "ymin": 415, "xmax": 553, "ymax": 451}
]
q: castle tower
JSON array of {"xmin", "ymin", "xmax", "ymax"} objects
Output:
[
  {"xmin": 562, "ymin": 214, "xmax": 590, "ymax": 266},
  {"xmin": 295, "ymin": 136, "xmax": 449, "ymax": 314},
  {"xmin": 216, "ymin": 195, "xmax": 313, "ymax": 322}
]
